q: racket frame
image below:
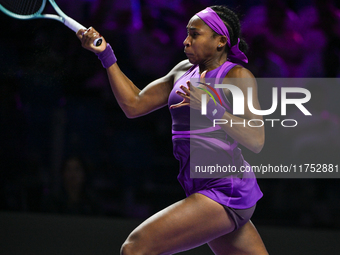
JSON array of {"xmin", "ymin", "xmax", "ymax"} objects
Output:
[{"xmin": 0, "ymin": 0, "xmax": 102, "ymax": 45}]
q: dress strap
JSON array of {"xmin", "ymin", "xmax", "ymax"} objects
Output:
[
  {"xmin": 213, "ymin": 62, "xmax": 237, "ymax": 111},
  {"xmin": 215, "ymin": 61, "xmax": 237, "ymax": 84}
]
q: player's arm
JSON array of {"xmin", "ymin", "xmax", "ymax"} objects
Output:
[
  {"xmin": 105, "ymin": 59, "xmax": 192, "ymax": 118},
  {"xmin": 77, "ymin": 28, "xmax": 190, "ymax": 118},
  {"xmin": 219, "ymin": 66, "xmax": 265, "ymax": 153}
]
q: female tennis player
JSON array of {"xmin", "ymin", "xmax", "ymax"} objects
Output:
[{"xmin": 77, "ymin": 5, "xmax": 268, "ymax": 255}]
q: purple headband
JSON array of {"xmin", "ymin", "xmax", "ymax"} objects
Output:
[{"xmin": 196, "ymin": 7, "xmax": 248, "ymax": 63}]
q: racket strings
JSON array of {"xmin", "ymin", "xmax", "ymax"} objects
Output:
[{"xmin": 0, "ymin": 0, "xmax": 44, "ymax": 15}]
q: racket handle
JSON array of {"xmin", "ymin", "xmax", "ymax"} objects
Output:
[
  {"xmin": 94, "ymin": 38, "xmax": 103, "ymax": 47},
  {"xmin": 64, "ymin": 16, "xmax": 86, "ymax": 32},
  {"xmin": 63, "ymin": 16, "xmax": 103, "ymax": 47}
]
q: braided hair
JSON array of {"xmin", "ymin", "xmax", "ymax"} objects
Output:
[{"xmin": 210, "ymin": 5, "xmax": 248, "ymax": 54}]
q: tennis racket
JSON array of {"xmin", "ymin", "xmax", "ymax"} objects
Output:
[{"xmin": 0, "ymin": 0, "xmax": 102, "ymax": 46}]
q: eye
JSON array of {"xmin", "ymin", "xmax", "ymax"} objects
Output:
[
  {"xmin": 190, "ymin": 32, "xmax": 199, "ymax": 38},
  {"xmin": 186, "ymin": 30, "xmax": 199, "ymax": 37}
]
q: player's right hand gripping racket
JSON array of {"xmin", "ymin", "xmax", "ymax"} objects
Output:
[{"xmin": 0, "ymin": 0, "xmax": 102, "ymax": 46}]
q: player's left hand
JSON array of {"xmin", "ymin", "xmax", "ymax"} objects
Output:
[{"xmin": 170, "ymin": 70, "xmax": 208, "ymax": 110}]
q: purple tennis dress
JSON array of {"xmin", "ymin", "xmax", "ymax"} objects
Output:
[{"xmin": 168, "ymin": 61, "xmax": 263, "ymax": 209}]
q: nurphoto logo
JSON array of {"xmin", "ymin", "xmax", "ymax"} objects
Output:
[{"xmin": 200, "ymin": 83, "xmax": 312, "ymax": 128}]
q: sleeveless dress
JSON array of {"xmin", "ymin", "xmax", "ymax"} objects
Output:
[{"xmin": 168, "ymin": 61, "xmax": 263, "ymax": 209}]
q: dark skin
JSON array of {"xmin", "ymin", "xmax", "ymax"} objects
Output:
[{"xmin": 77, "ymin": 15, "xmax": 267, "ymax": 255}]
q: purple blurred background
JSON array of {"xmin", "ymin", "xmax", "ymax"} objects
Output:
[{"xmin": 1, "ymin": 0, "xmax": 340, "ymax": 230}]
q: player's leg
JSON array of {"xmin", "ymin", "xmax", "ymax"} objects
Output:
[
  {"xmin": 207, "ymin": 220, "xmax": 268, "ymax": 255},
  {"xmin": 120, "ymin": 193, "xmax": 235, "ymax": 255}
]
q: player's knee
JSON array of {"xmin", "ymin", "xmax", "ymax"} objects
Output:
[
  {"xmin": 120, "ymin": 234, "xmax": 158, "ymax": 255},
  {"xmin": 120, "ymin": 241, "xmax": 135, "ymax": 255},
  {"xmin": 120, "ymin": 241, "xmax": 143, "ymax": 255}
]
